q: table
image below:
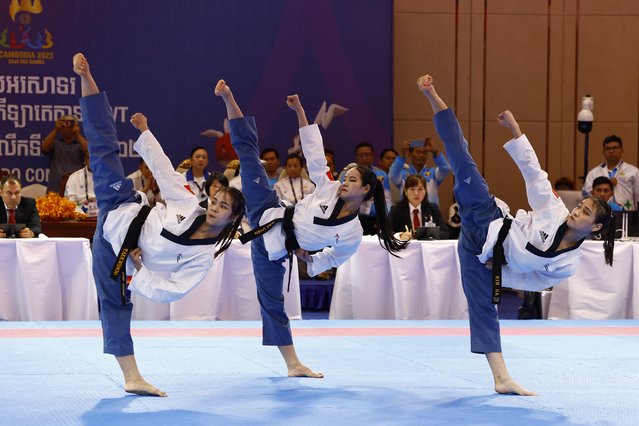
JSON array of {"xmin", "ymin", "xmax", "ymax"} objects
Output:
[
  {"xmin": 547, "ymin": 240, "xmax": 639, "ymax": 319},
  {"xmin": 0, "ymin": 238, "xmax": 97, "ymax": 321},
  {"xmin": 330, "ymin": 237, "xmax": 639, "ymax": 320},
  {"xmin": 0, "ymin": 238, "xmax": 301, "ymax": 321},
  {"xmin": 330, "ymin": 237, "xmax": 468, "ymax": 320},
  {"xmin": 41, "ymin": 220, "xmax": 97, "ymax": 240}
]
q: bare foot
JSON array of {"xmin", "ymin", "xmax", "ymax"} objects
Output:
[
  {"xmin": 73, "ymin": 53, "xmax": 88, "ymax": 76},
  {"xmin": 417, "ymin": 74, "xmax": 435, "ymax": 94},
  {"xmin": 288, "ymin": 364, "xmax": 324, "ymax": 378},
  {"xmin": 495, "ymin": 378, "xmax": 537, "ymax": 396},
  {"xmin": 214, "ymin": 79, "xmax": 231, "ymax": 97},
  {"xmin": 124, "ymin": 379, "xmax": 167, "ymax": 397}
]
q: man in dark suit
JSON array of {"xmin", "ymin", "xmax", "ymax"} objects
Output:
[{"xmin": 0, "ymin": 175, "xmax": 41, "ymax": 238}]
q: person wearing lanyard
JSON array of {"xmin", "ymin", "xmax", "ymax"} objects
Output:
[
  {"xmin": 65, "ymin": 156, "xmax": 98, "ymax": 216},
  {"xmin": 274, "ymin": 154, "xmax": 315, "ymax": 206},
  {"xmin": 582, "ymin": 135, "xmax": 639, "ymax": 210},
  {"xmin": 182, "ymin": 146, "xmax": 211, "ymax": 203}
]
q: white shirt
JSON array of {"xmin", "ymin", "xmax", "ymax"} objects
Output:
[
  {"xmin": 105, "ymin": 130, "xmax": 218, "ymax": 303},
  {"xmin": 582, "ymin": 160, "xmax": 639, "ymax": 210},
  {"xmin": 259, "ymin": 124, "xmax": 363, "ymax": 277},
  {"xmin": 274, "ymin": 176, "xmax": 315, "ymax": 205},
  {"xmin": 64, "ymin": 166, "xmax": 95, "ymax": 204},
  {"xmin": 479, "ymin": 134, "xmax": 584, "ymax": 292}
]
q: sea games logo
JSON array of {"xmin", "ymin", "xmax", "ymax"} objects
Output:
[{"xmin": 0, "ymin": 0, "xmax": 54, "ymax": 65}]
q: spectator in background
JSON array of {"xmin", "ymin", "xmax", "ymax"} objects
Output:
[
  {"xmin": 378, "ymin": 148, "xmax": 398, "ymax": 174},
  {"xmin": 42, "ymin": 114, "xmax": 88, "ymax": 194},
  {"xmin": 260, "ymin": 148, "xmax": 282, "ymax": 188},
  {"xmin": 274, "ymin": 154, "xmax": 315, "ymax": 206},
  {"xmin": 389, "ymin": 174, "xmax": 447, "ymax": 240},
  {"xmin": 182, "ymin": 146, "xmax": 211, "ymax": 204},
  {"xmin": 127, "ymin": 159, "xmax": 162, "ymax": 207},
  {"xmin": 389, "ymin": 137, "xmax": 451, "ymax": 206},
  {"xmin": 0, "ymin": 175, "xmax": 41, "ymax": 238},
  {"xmin": 324, "ymin": 149, "xmax": 338, "ymax": 180},
  {"xmin": 582, "ymin": 135, "xmax": 639, "ymax": 210},
  {"xmin": 65, "ymin": 155, "xmax": 98, "ymax": 217},
  {"xmin": 200, "ymin": 172, "xmax": 230, "ymax": 208},
  {"xmin": 554, "ymin": 176, "xmax": 575, "ymax": 191},
  {"xmin": 591, "ymin": 176, "xmax": 623, "ymax": 211},
  {"xmin": 339, "ymin": 142, "xmax": 392, "ymax": 235}
]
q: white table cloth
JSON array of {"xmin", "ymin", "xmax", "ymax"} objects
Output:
[
  {"xmin": 0, "ymin": 238, "xmax": 301, "ymax": 321},
  {"xmin": 547, "ymin": 240, "xmax": 638, "ymax": 319},
  {"xmin": 0, "ymin": 238, "xmax": 97, "ymax": 321},
  {"xmin": 330, "ymin": 237, "xmax": 468, "ymax": 319},
  {"xmin": 331, "ymin": 237, "xmax": 639, "ymax": 320}
]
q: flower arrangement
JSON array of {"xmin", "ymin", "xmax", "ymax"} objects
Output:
[{"xmin": 36, "ymin": 193, "xmax": 87, "ymax": 221}]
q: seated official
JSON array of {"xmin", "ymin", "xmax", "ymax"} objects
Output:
[
  {"xmin": 591, "ymin": 176, "xmax": 624, "ymax": 211},
  {"xmin": 64, "ymin": 155, "xmax": 98, "ymax": 217},
  {"xmin": 389, "ymin": 174, "xmax": 447, "ymax": 240},
  {"xmin": 0, "ymin": 174, "xmax": 41, "ymax": 238}
]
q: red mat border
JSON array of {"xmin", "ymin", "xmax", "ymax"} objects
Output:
[{"xmin": 1, "ymin": 326, "xmax": 639, "ymax": 338}]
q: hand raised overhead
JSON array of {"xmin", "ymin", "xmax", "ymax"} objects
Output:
[
  {"xmin": 130, "ymin": 113, "xmax": 149, "ymax": 132},
  {"xmin": 286, "ymin": 94, "xmax": 303, "ymax": 111}
]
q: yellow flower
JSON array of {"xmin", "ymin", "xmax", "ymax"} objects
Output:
[{"xmin": 36, "ymin": 193, "xmax": 88, "ymax": 221}]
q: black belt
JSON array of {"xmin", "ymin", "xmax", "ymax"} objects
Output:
[
  {"xmin": 110, "ymin": 205, "xmax": 152, "ymax": 304},
  {"xmin": 491, "ymin": 217, "xmax": 512, "ymax": 305},
  {"xmin": 239, "ymin": 205, "xmax": 300, "ymax": 291}
]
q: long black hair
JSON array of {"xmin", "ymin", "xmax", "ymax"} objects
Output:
[
  {"xmin": 213, "ymin": 186, "xmax": 245, "ymax": 258},
  {"xmin": 352, "ymin": 165, "xmax": 408, "ymax": 255},
  {"xmin": 588, "ymin": 196, "xmax": 615, "ymax": 266}
]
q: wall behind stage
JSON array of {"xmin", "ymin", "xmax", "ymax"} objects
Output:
[
  {"xmin": 394, "ymin": 0, "xmax": 639, "ymax": 215},
  {"xmin": 0, "ymin": 0, "xmax": 392, "ymax": 186}
]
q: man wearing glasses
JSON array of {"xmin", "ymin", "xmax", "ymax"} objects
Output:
[
  {"xmin": 42, "ymin": 114, "xmax": 89, "ymax": 194},
  {"xmin": 582, "ymin": 135, "xmax": 639, "ymax": 210}
]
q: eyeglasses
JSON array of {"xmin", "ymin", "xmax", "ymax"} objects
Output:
[{"xmin": 605, "ymin": 146, "xmax": 621, "ymax": 151}]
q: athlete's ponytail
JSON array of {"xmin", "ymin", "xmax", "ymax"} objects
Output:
[
  {"xmin": 356, "ymin": 165, "xmax": 408, "ymax": 256},
  {"xmin": 589, "ymin": 196, "xmax": 615, "ymax": 266}
]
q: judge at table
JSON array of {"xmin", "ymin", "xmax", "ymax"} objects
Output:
[
  {"xmin": 0, "ymin": 174, "xmax": 41, "ymax": 238},
  {"xmin": 389, "ymin": 174, "xmax": 447, "ymax": 240}
]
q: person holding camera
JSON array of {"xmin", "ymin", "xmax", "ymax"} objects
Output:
[
  {"xmin": 389, "ymin": 174, "xmax": 447, "ymax": 240},
  {"xmin": 389, "ymin": 136, "xmax": 451, "ymax": 206},
  {"xmin": 42, "ymin": 114, "xmax": 89, "ymax": 194}
]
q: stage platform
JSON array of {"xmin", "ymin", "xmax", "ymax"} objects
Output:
[{"xmin": 1, "ymin": 320, "xmax": 638, "ymax": 425}]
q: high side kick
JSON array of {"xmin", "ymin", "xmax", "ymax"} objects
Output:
[
  {"xmin": 73, "ymin": 54, "xmax": 244, "ymax": 396},
  {"xmin": 417, "ymin": 74, "xmax": 615, "ymax": 395},
  {"xmin": 214, "ymin": 79, "xmax": 407, "ymax": 377}
]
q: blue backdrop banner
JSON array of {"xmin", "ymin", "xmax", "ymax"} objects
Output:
[{"xmin": 0, "ymin": 0, "xmax": 392, "ymax": 188}]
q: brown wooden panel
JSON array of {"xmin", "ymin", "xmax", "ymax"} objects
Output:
[
  {"xmin": 485, "ymin": 14, "xmax": 548, "ymax": 122},
  {"xmin": 487, "ymin": 0, "xmax": 549, "ymax": 15},
  {"xmin": 394, "ymin": 13, "xmax": 456, "ymax": 121},
  {"xmin": 579, "ymin": 0, "xmax": 639, "ymax": 15},
  {"xmin": 577, "ymin": 16, "xmax": 639, "ymax": 123},
  {"xmin": 395, "ymin": 0, "xmax": 456, "ymax": 14}
]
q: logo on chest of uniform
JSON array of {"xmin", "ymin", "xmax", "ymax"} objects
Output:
[
  {"xmin": 176, "ymin": 214, "xmax": 186, "ymax": 224},
  {"xmin": 334, "ymin": 233, "xmax": 340, "ymax": 244},
  {"xmin": 539, "ymin": 230, "xmax": 549, "ymax": 243},
  {"xmin": 177, "ymin": 253, "xmax": 182, "ymax": 263},
  {"xmin": 320, "ymin": 204, "xmax": 329, "ymax": 214}
]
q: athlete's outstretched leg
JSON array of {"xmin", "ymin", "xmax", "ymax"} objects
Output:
[
  {"xmin": 418, "ymin": 74, "xmax": 535, "ymax": 396},
  {"xmin": 74, "ymin": 54, "xmax": 165, "ymax": 397}
]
